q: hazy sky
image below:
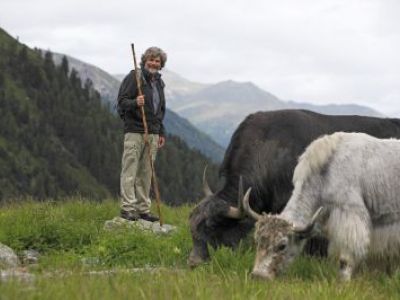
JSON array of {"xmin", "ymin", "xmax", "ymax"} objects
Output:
[{"xmin": 1, "ymin": 0, "xmax": 400, "ymax": 115}]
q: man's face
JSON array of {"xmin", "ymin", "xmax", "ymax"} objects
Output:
[{"xmin": 144, "ymin": 56, "xmax": 162, "ymax": 74}]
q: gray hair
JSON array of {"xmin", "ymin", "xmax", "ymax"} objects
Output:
[{"xmin": 141, "ymin": 47, "xmax": 167, "ymax": 69}]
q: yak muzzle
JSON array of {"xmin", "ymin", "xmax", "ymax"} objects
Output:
[{"xmin": 187, "ymin": 237, "xmax": 210, "ymax": 269}]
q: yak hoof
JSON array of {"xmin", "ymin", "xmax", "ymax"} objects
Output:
[{"xmin": 187, "ymin": 255, "xmax": 208, "ymax": 269}]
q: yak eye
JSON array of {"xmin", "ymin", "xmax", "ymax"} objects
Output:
[{"xmin": 276, "ymin": 242, "xmax": 287, "ymax": 252}]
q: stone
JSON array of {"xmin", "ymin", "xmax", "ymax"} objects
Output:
[
  {"xmin": 20, "ymin": 249, "xmax": 40, "ymax": 265},
  {"xmin": 104, "ymin": 217, "xmax": 177, "ymax": 235},
  {"xmin": 0, "ymin": 243, "xmax": 20, "ymax": 269},
  {"xmin": 0, "ymin": 268, "xmax": 35, "ymax": 283}
]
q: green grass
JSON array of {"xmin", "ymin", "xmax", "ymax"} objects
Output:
[
  {"xmin": 1, "ymin": 199, "xmax": 400, "ymax": 299},
  {"xmin": 0, "ymin": 199, "xmax": 192, "ymax": 270}
]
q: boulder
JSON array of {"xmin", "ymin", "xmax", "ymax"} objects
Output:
[{"xmin": 0, "ymin": 243, "xmax": 20, "ymax": 269}]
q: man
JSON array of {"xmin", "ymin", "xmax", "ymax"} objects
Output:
[{"xmin": 117, "ymin": 46, "xmax": 167, "ymax": 222}]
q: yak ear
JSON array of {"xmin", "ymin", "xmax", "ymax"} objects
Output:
[
  {"xmin": 202, "ymin": 165, "xmax": 213, "ymax": 197},
  {"xmin": 293, "ymin": 207, "xmax": 324, "ymax": 239}
]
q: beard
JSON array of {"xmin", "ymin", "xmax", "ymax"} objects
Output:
[{"xmin": 144, "ymin": 65, "xmax": 160, "ymax": 74}]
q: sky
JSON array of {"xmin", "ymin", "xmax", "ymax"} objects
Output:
[{"xmin": 1, "ymin": 0, "xmax": 400, "ymax": 115}]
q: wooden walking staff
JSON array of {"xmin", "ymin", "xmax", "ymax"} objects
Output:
[{"xmin": 131, "ymin": 43, "xmax": 164, "ymax": 226}]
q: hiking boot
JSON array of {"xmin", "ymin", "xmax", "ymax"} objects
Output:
[
  {"xmin": 139, "ymin": 213, "xmax": 159, "ymax": 222},
  {"xmin": 120, "ymin": 210, "xmax": 139, "ymax": 221}
]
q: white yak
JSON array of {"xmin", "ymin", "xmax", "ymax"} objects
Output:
[{"xmin": 243, "ymin": 132, "xmax": 400, "ymax": 281}]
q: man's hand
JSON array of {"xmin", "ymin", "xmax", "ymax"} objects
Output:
[
  {"xmin": 158, "ymin": 136, "xmax": 166, "ymax": 148},
  {"xmin": 136, "ymin": 95, "xmax": 145, "ymax": 106}
]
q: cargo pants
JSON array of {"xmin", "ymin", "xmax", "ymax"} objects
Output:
[{"xmin": 120, "ymin": 133, "xmax": 159, "ymax": 214}]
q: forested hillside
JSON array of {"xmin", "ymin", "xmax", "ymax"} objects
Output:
[{"xmin": 0, "ymin": 27, "xmax": 219, "ymax": 204}]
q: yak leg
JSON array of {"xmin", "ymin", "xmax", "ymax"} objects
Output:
[
  {"xmin": 327, "ymin": 203, "xmax": 371, "ymax": 281},
  {"xmin": 338, "ymin": 254, "xmax": 356, "ymax": 281}
]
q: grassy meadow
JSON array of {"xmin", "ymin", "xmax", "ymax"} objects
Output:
[{"xmin": 0, "ymin": 199, "xmax": 400, "ymax": 299}]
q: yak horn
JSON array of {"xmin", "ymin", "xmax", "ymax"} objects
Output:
[
  {"xmin": 242, "ymin": 188, "xmax": 262, "ymax": 221},
  {"xmin": 202, "ymin": 165, "xmax": 213, "ymax": 196}
]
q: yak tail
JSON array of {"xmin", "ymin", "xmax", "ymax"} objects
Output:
[{"xmin": 293, "ymin": 132, "xmax": 346, "ymax": 186}]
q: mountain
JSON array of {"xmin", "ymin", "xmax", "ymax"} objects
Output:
[
  {"xmin": 163, "ymin": 109, "xmax": 224, "ymax": 162},
  {"xmin": 169, "ymin": 80, "xmax": 288, "ymax": 146},
  {"xmin": 51, "ymin": 53, "xmax": 120, "ymax": 105},
  {"xmin": 52, "ymin": 48, "xmax": 384, "ymax": 149},
  {"xmin": 120, "ymin": 69, "xmax": 384, "ymax": 148},
  {"xmin": 114, "ymin": 68, "xmax": 208, "ymax": 100},
  {"xmin": 168, "ymin": 80, "xmax": 384, "ymax": 147},
  {"xmin": 285, "ymin": 100, "xmax": 382, "ymax": 117},
  {"xmin": 0, "ymin": 27, "xmax": 219, "ymax": 204},
  {"xmin": 151, "ymin": 69, "xmax": 209, "ymax": 101},
  {"xmin": 51, "ymin": 53, "xmax": 223, "ymax": 162}
]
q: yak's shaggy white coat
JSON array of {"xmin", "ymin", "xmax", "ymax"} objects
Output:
[{"xmin": 281, "ymin": 132, "xmax": 400, "ymax": 278}]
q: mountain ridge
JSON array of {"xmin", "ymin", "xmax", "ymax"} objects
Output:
[
  {"xmin": 168, "ymin": 79, "xmax": 383, "ymax": 146},
  {"xmin": 51, "ymin": 43, "xmax": 384, "ymax": 148}
]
